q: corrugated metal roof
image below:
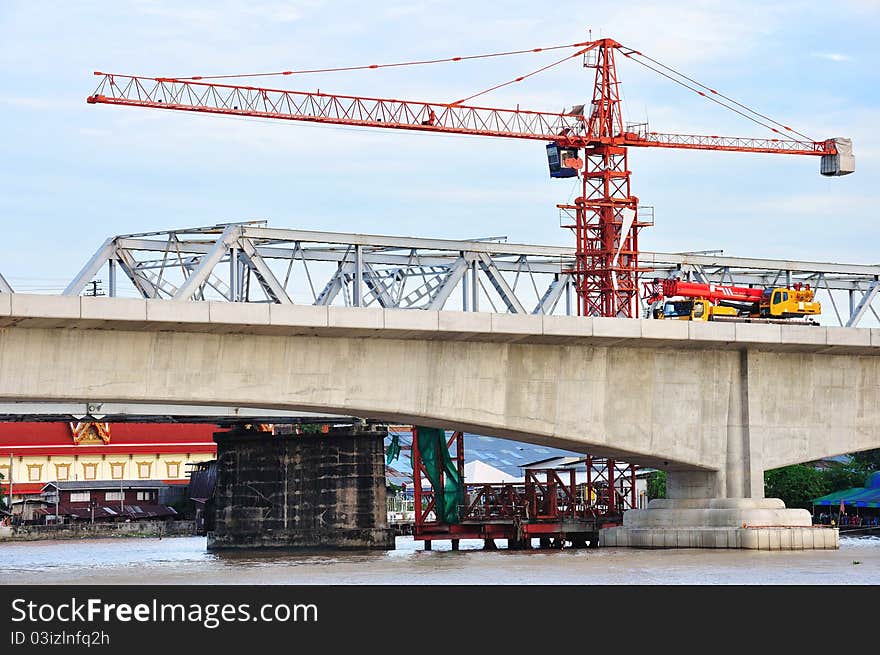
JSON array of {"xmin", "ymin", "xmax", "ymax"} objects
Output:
[
  {"xmin": 42, "ymin": 480, "xmax": 170, "ymax": 491},
  {"xmin": 186, "ymin": 460, "xmax": 217, "ymax": 501},
  {"xmin": 385, "ymin": 431, "xmax": 582, "ymax": 478},
  {"xmin": 36, "ymin": 502, "xmax": 177, "ymax": 520}
]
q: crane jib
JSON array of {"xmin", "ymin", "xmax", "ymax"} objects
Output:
[{"xmin": 87, "ymin": 74, "xmax": 842, "ymax": 158}]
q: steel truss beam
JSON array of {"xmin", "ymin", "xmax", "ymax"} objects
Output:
[
  {"xmin": 60, "ymin": 222, "xmax": 878, "ymax": 326},
  {"xmin": 846, "ymin": 281, "xmax": 880, "ymax": 327}
]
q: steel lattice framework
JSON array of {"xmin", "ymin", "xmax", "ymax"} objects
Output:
[
  {"xmin": 87, "ymin": 37, "xmax": 847, "ymax": 319},
  {"xmin": 48, "ymin": 221, "xmax": 879, "ymax": 328}
]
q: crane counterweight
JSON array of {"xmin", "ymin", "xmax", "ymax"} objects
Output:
[{"xmin": 821, "ymin": 137, "xmax": 856, "ymax": 176}]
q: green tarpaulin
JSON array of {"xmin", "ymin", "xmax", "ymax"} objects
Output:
[
  {"xmin": 385, "ymin": 433, "xmax": 401, "ymax": 465},
  {"xmin": 416, "ymin": 427, "xmax": 464, "ymax": 524},
  {"xmin": 812, "ymin": 472, "xmax": 880, "ymax": 508}
]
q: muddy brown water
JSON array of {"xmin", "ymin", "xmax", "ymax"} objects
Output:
[{"xmin": 1, "ymin": 535, "xmax": 879, "ymax": 585}]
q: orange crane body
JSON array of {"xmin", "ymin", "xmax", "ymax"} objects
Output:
[{"xmin": 86, "ymin": 38, "xmax": 852, "ymax": 318}]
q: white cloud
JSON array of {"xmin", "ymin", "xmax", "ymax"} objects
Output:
[
  {"xmin": 0, "ymin": 96, "xmax": 53, "ymax": 109},
  {"xmin": 78, "ymin": 127, "xmax": 110, "ymax": 137},
  {"xmin": 747, "ymin": 192, "xmax": 874, "ymax": 217},
  {"xmin": 130, "ymin": 0, "xmax": 312, "ymax": 24},
  {"xmin": 811, "ymin": 52, "xmax": 853, "ymax": 62}
]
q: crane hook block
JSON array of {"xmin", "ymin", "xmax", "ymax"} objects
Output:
[{"xmin": 821, "ymin": 137, "xmax": 855, "ymax": 176}]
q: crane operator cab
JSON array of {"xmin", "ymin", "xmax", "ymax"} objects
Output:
[
  {"xmin": 546, "ymin": 143, "xmax": 580, "ymax": 178},
  {"xmin": 760, "ymin": 285, "xmax": 821, "ymax": 318}
]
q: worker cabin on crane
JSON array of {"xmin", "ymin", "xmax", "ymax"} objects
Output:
[
  {"xmin": 546, "ymin": 104, "xmax": 585, "ymax": 179},
  {"xmin": 546, "ymin": 142, "xmax": 580, "ymax": 178}
]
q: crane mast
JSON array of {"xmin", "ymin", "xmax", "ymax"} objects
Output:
[
  {"xmin": 561, "ymin": 39, "xmax": 644, "ymax": 317},
  {"xmin": 87, "ymin": 37, "xmax": 853, "ymax": 318}
]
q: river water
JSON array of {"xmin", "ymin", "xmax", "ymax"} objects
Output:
[{"xmin": 1, "ymin": 535, "xmax": 879, "ymax": 584}]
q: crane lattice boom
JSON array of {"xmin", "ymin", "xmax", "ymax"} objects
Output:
[{"xmin": 88, "ymin": 73, "xmax": 833, "ymax": 156}]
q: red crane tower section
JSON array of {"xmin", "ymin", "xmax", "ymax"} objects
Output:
[{"xmin": 86, "ymin": 37, "xmax": 854, "ymax": 318}]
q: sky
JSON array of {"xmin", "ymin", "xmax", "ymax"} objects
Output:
[{"xmin": 0, "ymin": 0, "xmax": 877, "ymax": 292}]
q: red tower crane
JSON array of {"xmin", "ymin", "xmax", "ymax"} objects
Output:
[{"xmin": 87, "ymin": 37, "xmax": 854, "ymax": 318}]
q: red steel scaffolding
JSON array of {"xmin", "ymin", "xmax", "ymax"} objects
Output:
[{"xmin": 409, "ymin": 428, "xmax": 637, "ymax": 549}]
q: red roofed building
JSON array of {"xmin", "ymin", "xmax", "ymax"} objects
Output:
[{"xmin": 0, "ymin": 422, "xmax": 220, "ymax": 501}]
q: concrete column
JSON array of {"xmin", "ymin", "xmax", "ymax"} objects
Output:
[
  {"xmin": 209, "ymin": 425, "xmax": 394, "ymax": 550},
  {"xmin": 666, "ymin": 349, "xmax": 764, "ymax": 501},
  {"xmin": 724, "ymin": 349, "xmax": 753, "ymax": 498},
  {"xmin": 665, "ymin": 470, "xmax": 721, "ymax": 500},
  {"xmin": 743, "ymin": 349, "xmax": 764, "ymax": 499}
]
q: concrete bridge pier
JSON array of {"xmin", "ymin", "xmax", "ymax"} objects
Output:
[
  {"xmin": 601, "ymin": 474, "xmax": 838, "ymax": 550},
  {"xmin": 601, "ymin": 351, "xmax": 840, "ymax": 550},
  {"xmin": 208, "ymin": 425, "xmax": 395, "ymax": 551}
]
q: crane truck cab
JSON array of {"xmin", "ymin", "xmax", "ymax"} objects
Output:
[{"xmin": 759, "ymin": 285, "xmax": 821, "ymax": 318}]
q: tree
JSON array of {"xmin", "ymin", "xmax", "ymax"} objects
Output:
[
  {"xmin": 764, "ymin": 465, "xmax": 828, "ymax": 510},
  {"xmin": 647, "ymin": 470, "xmax": 666, "ymax": 500},
  {"xmin": 849, "ymin": 449, "xmax": 880, "ymax": 475},
  {"xmin": 821, "ymin": 461, "xmax": 866, "ymax": 492}
]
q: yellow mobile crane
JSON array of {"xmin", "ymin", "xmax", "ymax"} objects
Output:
[{"xmin": 644, "ymin": 279, "xmax": 821, "ymax": 323}]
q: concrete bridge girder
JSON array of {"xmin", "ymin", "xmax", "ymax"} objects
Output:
[{"xmin": 0, "ymin": 294, "xmax": 878, "ymax": 505}]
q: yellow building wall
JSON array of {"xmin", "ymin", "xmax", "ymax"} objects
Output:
[{"xmin": 0, "ymin": 451, "xmax": 215, "ymax": 494}]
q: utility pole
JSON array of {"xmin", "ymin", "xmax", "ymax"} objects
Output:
[{"xmin": 7, "ymin": 453, "xmax": 12, "ymax": 510}]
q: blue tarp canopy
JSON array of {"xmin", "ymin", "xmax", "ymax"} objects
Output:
[{"xmin": 812, "ymin": 471, "xmax": 880, "ymax": 508}]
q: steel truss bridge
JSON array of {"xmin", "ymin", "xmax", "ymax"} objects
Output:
[
  {"xmin": 2, "ymin": 220, "xmax": 877, "ymax": 327},
  {"xmin": 40, "ymin": 220, "xmax": 876, "ymax": 328}
]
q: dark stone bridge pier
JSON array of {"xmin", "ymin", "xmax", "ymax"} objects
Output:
[{"xmin": 208, "ymin": 425, "xmax": 394, "ymax": 550}]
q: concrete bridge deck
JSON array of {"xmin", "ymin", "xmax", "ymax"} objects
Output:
[{"xmin": 1, "ymin": 293, "xmax": 878, "ymax": 352}]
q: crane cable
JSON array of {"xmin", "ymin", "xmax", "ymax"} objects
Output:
[
  {"xmin": 620, "ymin": 47, "xmax": 816, "ymax": 142},
  {"xmin": 627, "ymin": 48, "xmax": 814, "ymax": 141},
  {"xmin": 167, "ymin": 41, "xmax": 592, "ymax": 81},
  {"xmin": 451, "ymin": 47, "xmax": 591, "ymax": 106},
  {"xmin": 160, "ymin": 37, "xmax": 815, "ymax": 142}
]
